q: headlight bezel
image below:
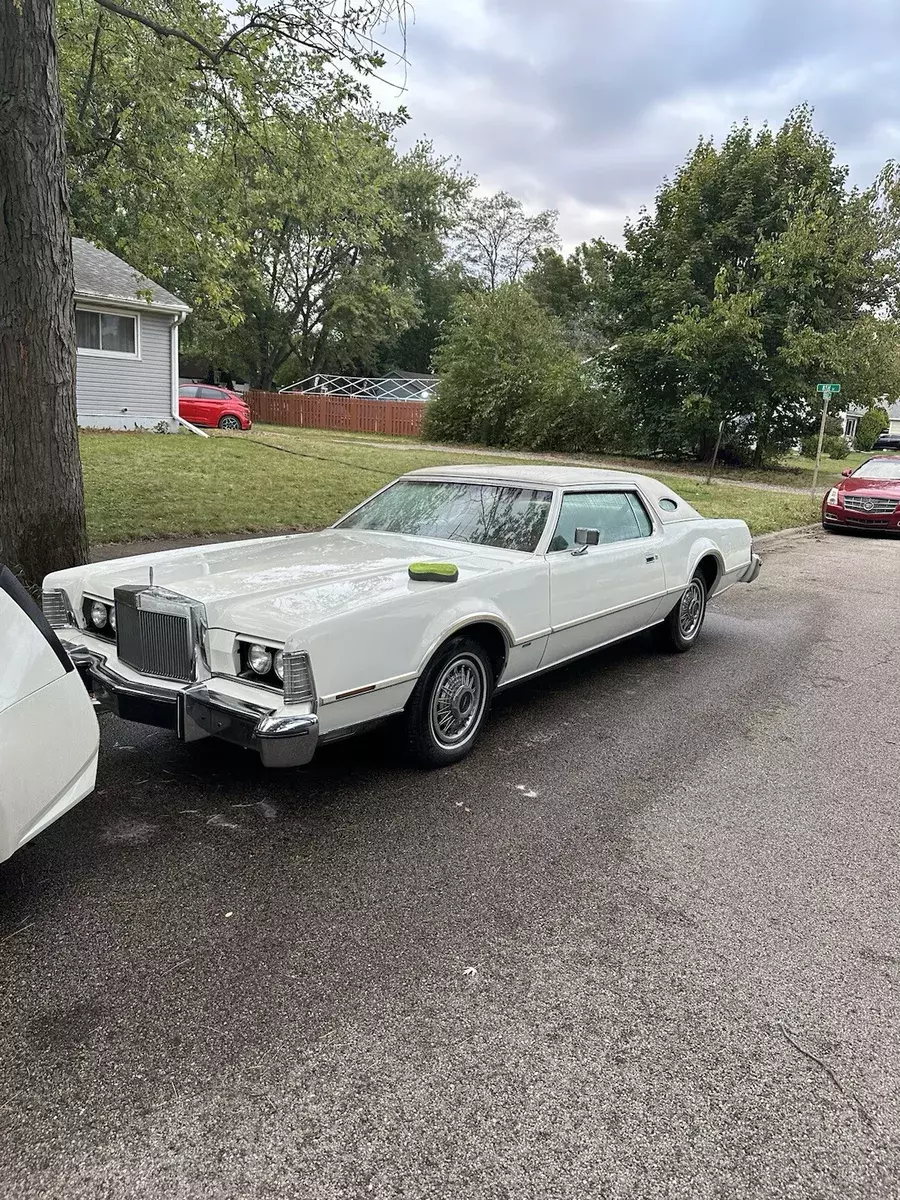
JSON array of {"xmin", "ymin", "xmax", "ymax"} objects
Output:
[
  {"xmin": 81, "ymin": 596, "xmax": 116, "ymax": 641},
  {"xmin": 826, "ymin": 487, "xmax": 841, "ymax": 507},
  {"xmin": 237, "ymin": 638, "xmax": 283, "ymax": 689}
]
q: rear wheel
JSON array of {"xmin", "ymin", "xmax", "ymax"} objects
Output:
[
  {"xmin": 403, "ymin": 636, "xmax": 494, "ymax": 767},
  {"xmin": 218, "ymin": 414, "xmax": 242, "ymax": 430},
  {"xmin": 658, "ymin": 572, "xmax": 707, "ymax": 653}
]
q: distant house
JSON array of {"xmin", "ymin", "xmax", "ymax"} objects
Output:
[
  {"xmin": 842, "ymin": 401, "xmax": 900, "ymax": 443},
  {"xmin": 73, "ymin": 238, "xmax": 190, "ymax": 430}
]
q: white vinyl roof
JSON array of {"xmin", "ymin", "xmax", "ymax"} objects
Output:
[{"xmin": 403, "ymin": 464, "xmax": 702, "ymax": 521}]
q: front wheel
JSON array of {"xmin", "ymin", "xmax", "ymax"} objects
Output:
[
  {"xmin": 658, "ymin": 572, "xmax": 707, "ymax": 653},
  {"xmin": 218, "ymin": 414, "xmax": 243, "ymax": 430},
  {"xmin": 403, "ymin": 636, "xmax": 494, "ymax": 768}
]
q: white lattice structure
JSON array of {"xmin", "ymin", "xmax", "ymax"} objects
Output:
[{"xmin": 279, "ymin": 374, "xmax": 437, "ymax": 402}]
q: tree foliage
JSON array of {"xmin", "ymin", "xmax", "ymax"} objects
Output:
[
  {"xmin": 201, "ymin": 119, "xmax": 466, "ymax": 387},
  {"xmin": 425, "ymin": 284, "xmax": 593, "ymax": 449},
  {"xmin": 525, "ymin": 239, "xmax": 618, "ymax": 353},
  {"xmin": 608, "ymin": 108, "xmax": 900, "ymax": 464},
  {"xmin": 453, "ymin": 191, "xmax": 559, "ymax": 290},
  {"xmin": 58, "ymin": 0, "xmax": 467, "ymax": 387}
]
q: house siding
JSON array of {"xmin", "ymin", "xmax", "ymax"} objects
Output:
[{"xmin": 76, "ymin": 306, "xmax": 175, "ymax": 430}]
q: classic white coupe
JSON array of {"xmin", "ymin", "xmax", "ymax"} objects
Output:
[{"xmin": 42, "ymin": 466, "xmax": 760, "ymax": 769}]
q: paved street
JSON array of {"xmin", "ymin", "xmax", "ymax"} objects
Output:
[{"xmin": 2, "ymin": 528, "xmax": 899, "ymax": 1199}]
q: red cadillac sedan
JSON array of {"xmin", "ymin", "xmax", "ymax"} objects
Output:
[{"xmin": 822, "ymin": 456, "xmax": 900, "ymax": 533}]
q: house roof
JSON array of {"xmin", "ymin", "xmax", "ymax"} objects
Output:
[
  {"xmin": 846, "ymin": 401, "xmax": 900, "ymax": 420},
  {"xmin": 72, "ymin": 238, "xmax": 190, "ymax": 313}
]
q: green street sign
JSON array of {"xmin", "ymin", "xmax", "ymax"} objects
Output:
[{"xmin": 817, "ymin": 382, "xmax": 841, "ymax": 393}]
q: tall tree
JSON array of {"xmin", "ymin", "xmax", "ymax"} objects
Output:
[
  {"xmin": 0, "ymin": 0, "xmax": 406, "ymax": 588},
  {"xmin": 526, "ymin": 238, "xmax": 618, "ymax": 354},
  {"xmin": 454, "ymin": 191, "xmax": 559, "ymax": 290},
  {"xmin": 202, "ymin": 121, "xmax": 466, "ymax": 388},
  {"xmin": 0, "ymin": 0, "xmax": 87, "ymax": 585},
  {"xmin": 372, "ymin": 261, "xmax": 469, "ymax": 374},
  {"xmin": 609, "ymin": 109, "xmax": 900, "ymax": 464}
]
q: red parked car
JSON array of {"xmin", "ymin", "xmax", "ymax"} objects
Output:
[
  {"xmin": 178, "ymin": 384, "xmax": 252, "ymax": 431},
  {"xmin": 822, "ymin": 456, "xmax": 900, "ymax": 533}
]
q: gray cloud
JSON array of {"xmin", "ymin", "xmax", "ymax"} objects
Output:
[{"xmin": 382, "ymin": 0, "xmax": 900, "ymax": 246}]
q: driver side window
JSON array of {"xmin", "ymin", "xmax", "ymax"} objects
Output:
[{"xmin": 549, "ymin": 491, "xmax": 653, "ymax": 552}]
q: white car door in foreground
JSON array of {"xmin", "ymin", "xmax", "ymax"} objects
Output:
[{"xmin": 0, "ymin": 566, "xmax": 99, "ymax": 864}]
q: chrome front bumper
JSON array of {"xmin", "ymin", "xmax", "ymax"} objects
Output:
[
  {"xmin": 740, "ymin": 553, "xmax": 762, "ymax": 584},
  {"xmin": 64, "ymin": 646, "xmax": 318, "ymax": 769}
]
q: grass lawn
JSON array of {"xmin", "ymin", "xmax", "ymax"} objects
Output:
[
  {"xmin": 287, "ymin": 425, "xmax": 872, "ymax": 491},
  {"xmin": 81, "ymin": 427, "xmax": 820, "ymax": 545}
]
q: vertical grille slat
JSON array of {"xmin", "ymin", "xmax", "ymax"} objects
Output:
[{"xmin": 114, "ymin": 587, "xmax": 194, "ymax": 682}]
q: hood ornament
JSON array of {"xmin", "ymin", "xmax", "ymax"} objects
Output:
[{"xmin": 149, "ymin": 565, "xmax": 155, "ymax": 587}]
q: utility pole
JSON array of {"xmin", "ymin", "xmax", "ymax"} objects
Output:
[{"xmin": 705, "ymin": 419, "xmax": 726, "ymax": 486}]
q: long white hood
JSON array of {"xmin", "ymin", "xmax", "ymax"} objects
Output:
[{"xmin": 49, "ymin": 530, "xmax": 524, "ymax": 640}]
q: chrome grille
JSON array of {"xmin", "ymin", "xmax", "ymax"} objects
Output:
[
  {"xmin": 114, "ymin": 586, "xmax": 195, "ymax": 682},
  {"xmin": 843, "ymin": 494, "xmax": 898, "ymax": 514},
  {"xmin": 41, "ymin": 589, "xmax": 70, "ymax": 629},
  {"xmin": 283, "ymin": 651, "xmax": 316, "ymax": 704}
]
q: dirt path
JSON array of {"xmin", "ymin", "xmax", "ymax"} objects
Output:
[{"xmin": 309, "ymin": 433, "xmax": 815, "ymax": 496}]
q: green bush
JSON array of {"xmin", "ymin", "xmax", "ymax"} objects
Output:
[
  {"xmin": 856, "ymin": 406, "xmax": 890, "ymax": 451},
  {"xmin": 800, "ymin": 432, "xmax": 850, "ymax": 460},
  {"xmin": 426, "ymin": 284, "xmax": 592, "ymax": 450}
]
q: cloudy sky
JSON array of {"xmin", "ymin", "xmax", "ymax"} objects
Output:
[{"xmin": 375, "ymin": 0, "xmax": 900, "ymax": 249}]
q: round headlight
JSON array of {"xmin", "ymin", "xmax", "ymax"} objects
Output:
[
  {"xmin": 273, "ymin": 650, "xmax": 284, "ymax": 681},
  {"xmin": 89, "ymin": 601, "xmax": 108, "ymax": 629},
  {"xmin": 109, "ymin": 605, "xmax": 116, "ymax": 632},
  {"xmin": 248, "ymin": 643, "xmax": 273, "ymax": 675}
]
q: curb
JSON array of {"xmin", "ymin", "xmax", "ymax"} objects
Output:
[{"xmin": 753, "ymin": 523, "xmax": 820, "ymax": 548}]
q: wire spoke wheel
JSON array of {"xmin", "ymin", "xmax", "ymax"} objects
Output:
[
  {"xmin": 429, "ymin": 653, "xmax": 487, "ymax": 748},
  {"xmin": 678, "ymin": 579, "xmax": 705, "ymax": 640}
]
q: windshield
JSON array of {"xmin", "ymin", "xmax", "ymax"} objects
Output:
[
  {"xmin": 336, "ymin": 480, "xmax": 553, "ymax": 553},
  {"xmin": 852, "ymin": 459, "xmax": 900, "ymax": 481}
]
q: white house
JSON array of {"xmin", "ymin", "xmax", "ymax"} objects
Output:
[
  {"xmin": 73, "ymin": 238, "xmax": 190, "ymax": 430},
  {"xmin": 842, "ymin": 401, "xmax": 900, "ymax": 443}
]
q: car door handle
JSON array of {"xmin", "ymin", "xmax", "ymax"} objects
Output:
[{"xmin": 646, "ymin": 554, "xmax": 658, "ymax": 563}]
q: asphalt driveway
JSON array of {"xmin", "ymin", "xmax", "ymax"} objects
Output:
[{"xmin": 2, "ymin": 529, "xmax": 899, "ymax": 1199}]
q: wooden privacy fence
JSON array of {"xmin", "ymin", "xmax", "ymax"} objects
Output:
[{"xmin": 247, "ymin": 390, "xmax": 427, "ymax": 437}]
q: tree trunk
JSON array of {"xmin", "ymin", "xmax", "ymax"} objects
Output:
[{"xmin": 0, "ymin": 0, "xmax": 87, "ymax": 589}]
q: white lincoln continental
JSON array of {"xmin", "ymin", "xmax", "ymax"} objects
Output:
[{"xmin": 43, "ymin": 466, "xmax": 760, "ymax": 768}]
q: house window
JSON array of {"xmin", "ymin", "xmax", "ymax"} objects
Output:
[
  {"xmin": 844, "ymin": 416, "xmax": 860, "ymax": 440},
  {"xmin": 75, "ymin": 309, "xmax": 138, "ymax": 356}
]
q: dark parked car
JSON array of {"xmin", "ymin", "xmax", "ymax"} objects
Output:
[
  {"xmin": 179, "ymin": 384, "xmax": 251, "ymax": 431},
  {"xmin": 822, "ymin": 456, "xmax": 900, "ymax": 533},
  {"xmin": 872, "ymin": 431, "xmax": 900, "ymax": 451}
]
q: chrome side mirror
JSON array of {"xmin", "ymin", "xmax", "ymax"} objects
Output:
[{"xmin": 572, "ymin": 527, "xmax": 600, "ymax": 556}]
